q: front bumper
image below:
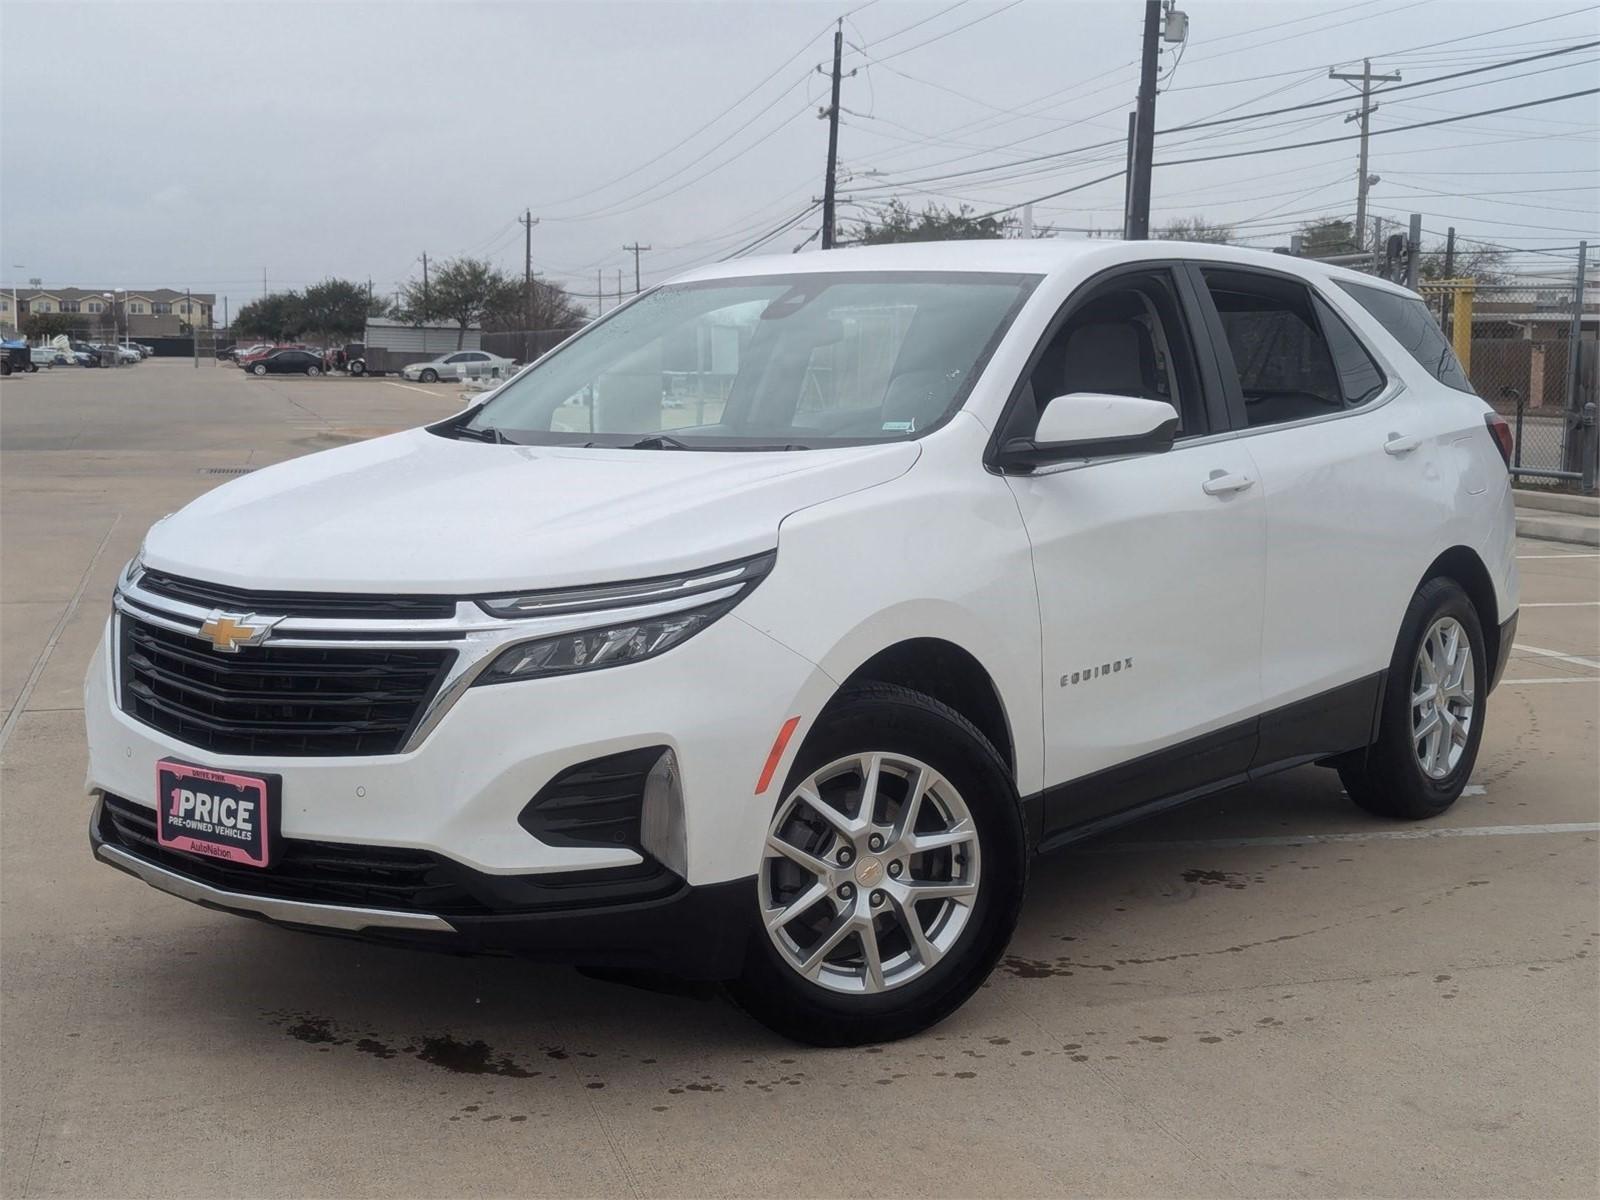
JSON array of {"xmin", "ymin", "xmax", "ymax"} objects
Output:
[
  {"xmin": 86, "ymin": 606, "xmax": 834, "ymax": 884},
  {"xmin": 90, "ymin": 794, "xmax": 756, "ymax": 976}
]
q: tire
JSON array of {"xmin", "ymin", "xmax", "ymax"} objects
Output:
[
  {"xmin": 1340, "ymin": 577, "xmax": 1487, "ymax": 820},
  {"xmin": 28, "ymin": 363, "xmax": 39, "ymax": 373},
  {"xmin": 306, "ymin": 365, "xmax": 321, "ymax": 377},
  {"xmin": 348, "ymin": 360, "xmax": 365, "ymax": 377},
  {"xmin": 251, "ymin": 363, "xmax": 267, "ymax": 376},
  {"xmin": 729, "ymin": 684, "xmax": 1027, "ymax": 1046},
  {"xmin": 419, "ymin": 368, "xmax": 439, "ymax": 383}
]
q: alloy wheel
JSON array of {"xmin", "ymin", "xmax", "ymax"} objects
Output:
[
  {"xmin": 758, "ymin": 752, "xmax": 981, "ymax": 995},
  {"xmin": 1412, "ymin": 616, "xmax": 1475, "ymax": 779}
]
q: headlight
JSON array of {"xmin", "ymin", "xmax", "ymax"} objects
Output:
[
  {"xmin": 472, "ymin": 552, "xmax": 774, "ymax": 685},
  {"xmin": 121, "ymin": 547, "xmax": 145, "ymax": 586}
]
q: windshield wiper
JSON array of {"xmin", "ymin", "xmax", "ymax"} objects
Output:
[
  {"xmin": 625, "ymin": 433, "xmax": 691, "ymax": 450},
  {"xmin": 455, "ymin": 423, "xmax": 511, "ymax": 444}
]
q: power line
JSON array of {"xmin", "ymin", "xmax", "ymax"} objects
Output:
[{"xmin": 1155, "ymin": 89, "xmax": 1600, "ymax": 168}]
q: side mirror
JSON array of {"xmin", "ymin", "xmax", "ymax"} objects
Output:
[{"xmin": 996, "ymin": 393, "xmax": 1179, "ymax": 472}]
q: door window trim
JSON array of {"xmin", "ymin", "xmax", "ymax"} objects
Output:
[
  {"xmin": 1180, "ymin": 261, "xmax": 1405, "ymax": 440},
  {"xmin": 982, "ymin": 260, "xmax": 1229, "ymax": 472}
]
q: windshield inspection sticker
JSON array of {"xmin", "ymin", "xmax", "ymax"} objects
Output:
[{"xmin": 882, "ymin": 420, "xmax": 916, "ymax": 433}]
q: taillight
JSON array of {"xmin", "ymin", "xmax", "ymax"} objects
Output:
[{"xmin": 1484, "ymin": 412, "xmax": 1513, "ymax": 469}]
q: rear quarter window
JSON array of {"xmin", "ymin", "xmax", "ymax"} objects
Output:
[{"xmin": 1335, "ymin": 280, "xmax": 1476, "ymax": 395}]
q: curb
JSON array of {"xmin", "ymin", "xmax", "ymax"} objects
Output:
[
  {"xmin": 1516, "ymin": 513, "xmax": 1600, "ymax": 548},
  {"xmin": 1513, "ymin": 489, "xmax": 1600, "ymax": 518}
]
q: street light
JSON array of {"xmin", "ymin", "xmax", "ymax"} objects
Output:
[{"xmin": 9, "ymin": 265, "xmax": 22, "ymax": 339}]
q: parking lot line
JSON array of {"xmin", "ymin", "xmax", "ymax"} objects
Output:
[
  {"xmin": 1097, "ymin": 821, "xmax": 1600, "ymax": 852},
  {"xmin": 1522, "ymin": 601, "xmax": 1600, "ymax": 607},
  {"xmin": 384, "ymin": 381, "xmax": 447, "ymax": 396},
  {"xmin": 1517, "ymin": 552, "xmax": 1599, "ymax": 559},
  {"xmin": 1513, "ymin": 643, "xmax": 1600, "ymax": 670},
  {"xmin": 0, "ymin": 514, "xmax": 120, "ymax": 754},
  {"xmin": 1501, "ymin": 677, "xmax": 1600, "ymax": 685}
]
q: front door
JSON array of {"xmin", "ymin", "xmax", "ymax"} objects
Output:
[{"xmin": 1001, "ymin": 265, "xmax": 1265, "ymax": 836}]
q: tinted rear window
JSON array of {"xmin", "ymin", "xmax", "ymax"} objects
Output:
[{"xmin": 1336, "ymin": 281, "xmax": 1475, "ymax": 395}]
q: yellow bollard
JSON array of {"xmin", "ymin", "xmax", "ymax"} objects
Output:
[{"xmin": 1451, "ymin": 280, "xmax": 1474, "ymax": 376}]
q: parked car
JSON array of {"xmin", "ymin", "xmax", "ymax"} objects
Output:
[
  {"xmin": 86, "ymin": 240, "xmax": 1518, "ymax": 1045},
  {"xmin": 1, "ymin": 340, "xmax": 28, "ymax": 375},
  {"xmin": 246, "ymin": 348, "xmax": 324, "ymax": 376},
  {"xmin": 30, "ymin": 346, "xmax": 67, "ymax": 368},
  {"xmin": 401, "ymin": 350, "xmax": 516, "ymax": 383},
  {"xmin": 69, "ymin": 341, "xmax": 101, "ymax": 367}
]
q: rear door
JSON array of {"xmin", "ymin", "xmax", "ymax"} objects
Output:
[
  {"xmin": 1003, "ymin": 264, "xmax": 1267, "ymax": 835},
  {"xmin": 1186, "ymin": 263, "xmax": 1414, "ymax": 763}
]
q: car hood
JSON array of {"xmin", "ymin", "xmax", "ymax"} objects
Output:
[{"xmin": 143, "ymin": 427, "xmax": 920, "ymax": 593}]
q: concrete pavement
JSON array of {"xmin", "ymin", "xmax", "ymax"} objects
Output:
[{"xmin": 2, "ymin": 361, "xmax": 1597, "ymax": 1198}]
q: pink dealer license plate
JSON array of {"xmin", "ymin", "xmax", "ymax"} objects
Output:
[{"xmin": 155, "ymin": 760, "xmax": 280, "ymax": 868}]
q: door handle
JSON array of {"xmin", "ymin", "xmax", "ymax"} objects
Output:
[
  {"xmin": 1384, "ymin": 433, "xmax": 1421, "ymax": 456},
  {"xmin": 1202, "ymin": 470, "xmax": 1255, "ymax": 496}
]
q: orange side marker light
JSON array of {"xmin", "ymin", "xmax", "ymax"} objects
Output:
[{"xmin": 755, "ymin": 716, "xmax": 802, "ymax": 795}]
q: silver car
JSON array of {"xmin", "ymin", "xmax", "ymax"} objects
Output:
[{"xmin": 400, "ymin": 350, "xmax": 516, "ymax": 383}]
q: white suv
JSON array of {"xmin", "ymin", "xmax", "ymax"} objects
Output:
[{"xmin": 86, "ymin": 240, "xmax": 1519, "ymax": 1044}]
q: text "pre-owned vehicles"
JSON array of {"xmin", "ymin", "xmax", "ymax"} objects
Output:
[{"xmin": 86, "ymin": 240, "xmax": 1517, "ymax": 1044}]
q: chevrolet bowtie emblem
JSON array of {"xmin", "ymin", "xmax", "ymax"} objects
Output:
[{"xmin": 197, "ymin": 611, "xmax": 280, "ymax": 653}]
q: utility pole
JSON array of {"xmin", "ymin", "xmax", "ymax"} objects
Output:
[
  {"xmin": 623, "ymin": 243, "xmax": 651, "ymax": 294},
  {"xmin": 187, "ymin": 288, "xmax": 196, "ymax": 368},
  {"xmin": 1405, "ymin": 212, "xmax": 1423, "ymax": 290},
  {"xmin": 1564, "ymin": 240, "xmax": 1589, "ymax": 477},
  {"xmin": 420, "ymin": 252, "xmax": 430, "ymax": 321},
  {"xmin": 520, "ymin": 210, "xmax": 539, "ymax": 328},
  {"xmin": 616, "ymin": 269, "xmax": 623, "ymax": 310},
  {"xmin": 1125, "ymin": 2, "xmax": 1163, "ymax": 240},
  {"xmin": 820, "ymin": 21, "xmax": 844, "ymax": 249},
  {"xmin": 596, "ymin": 268, "xmax": 604, "ymax": 316},
  {"xmin": 222, "ymin": 296, "xmax": 229, "ymax": 335},
  {"xmin": 1442, "ymin": 227, "xmax": 1457, "ymax": 340},
  {"xmin": 1121, "ymin": 111, "xmax": 1137, "ymax": 238},
  {"xmin": 1330, "ymin": 59, "xmax": 1400, "ymax": 251}
]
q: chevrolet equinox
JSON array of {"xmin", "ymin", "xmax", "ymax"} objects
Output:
[{"xmin": 87, "ymin": 240, "xmax": 1519, "ymax": 1044}]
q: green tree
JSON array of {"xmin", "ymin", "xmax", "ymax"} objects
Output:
[
  {"xmin": 1156, "ymin": 216, "xmax": 1234, "ymax": 244},
  {"xmin": 22, "ymin": 311, "xmax": 91, "ymax": 341},
  {"xmin": 1298, "ymin": 217, "xmax": 1359, "ymax": 258},
  {"xmin": 396, "ymin": 256, "xmax": 521, "ymax": 347},
  {"xmin": 299, "ymin": 278, "xmax": 372, "ymax": 341},
  {"xmin": 849, "ymin": 200, "xmax": 1015, "ymax": 245},
  {"xmin": 481, "ymin": 278, "xmax": 588, "ymax": 333},
  {"xmin": 232, "ymin": 291, "xmax": 306, "ymax": 342}
]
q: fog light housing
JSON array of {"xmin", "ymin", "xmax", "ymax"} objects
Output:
[{"xmin": 640, "ymin": 749, "xmax": 687, "ymax": 879}]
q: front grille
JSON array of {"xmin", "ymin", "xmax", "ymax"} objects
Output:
[
  {"xmin": 119, "ymin": 616, "xmax": 454, "ymax": 756},
  {"xmin": 137, "ymin": 569, "xmax": 456, "ymax": 621},
  {"xmin": 99, "ymin": 795, "xmax": 678, "ymax": 916}
]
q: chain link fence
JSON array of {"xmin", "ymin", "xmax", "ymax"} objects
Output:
[{"xmin": 1420, "ymin": 280, "xmax": 1596, "ymax": 486}]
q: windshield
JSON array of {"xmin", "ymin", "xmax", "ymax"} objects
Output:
[{"xmin": 463, "ymin": 271, "xmax": 1036, "ymax": 449}]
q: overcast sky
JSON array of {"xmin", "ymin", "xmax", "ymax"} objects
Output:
[{"xmin": 2, "ymin": 0, "xmax": 1596, "ymax": 315}]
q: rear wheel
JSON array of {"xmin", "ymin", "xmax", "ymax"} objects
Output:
[
  {"xmin": 1340, "ymin": 578, "xmax": 1486, "ymax": 820},
  {"xmin": 348, "ymin": 360, "xmax": 365, "ymax": 376},
  {"xmin": 306, "ymin": 365, "xmax": 321, "ymax": 377},
  {"xmin": 730, "ymin": 685, "xmax": 1026, "ymax": 1046}
]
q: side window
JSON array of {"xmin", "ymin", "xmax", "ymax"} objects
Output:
[
  {"xmin": 1336, "ymin": 280, "xmax": 1476, "ymax": 394},
  {"xmin": 1202, "ymin": 269, "xmax": 1370, "ymax": 427},
  {"xmin": 1015, "ymin": 269, "xmax": 1206, "ymax": 440},
  {"xmin": 1313, "ymin": 295, "xmax": 1386, "ymax": 407}
]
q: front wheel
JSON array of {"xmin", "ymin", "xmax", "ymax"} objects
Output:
[
  {"xmin": 348, "ymin": 360, "xmax": 365, "ymax": 376},
  {"xmin": 1340, "ymin": 577, "xmax": 1487, "ymax": 820},
  {"xmin": 419, "ymin": 368, "xmax": 439, "ymax": 383},
  {"xmin": 250, "ymin": 363, "xmax": 267, "ymax": 376},
  {"xmin": 730, "ymin": 685, "xmax": 1026, "ymax": 1046}
]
